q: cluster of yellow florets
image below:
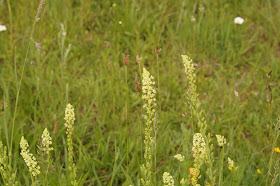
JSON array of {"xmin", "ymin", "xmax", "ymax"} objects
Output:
[
  {"xmin": 216, "ymin": 135, "xmax": 226, "ymax": 147},
  {"xmin": 174, "ymin": 154, "xmax": 185, "ymax": 162},
  {"xmin": 163, "ymin": 172, "xmax": 174, "ymax": 186},
  {"xmin": 20, "ymin": 137, "xmax": 40, "ymax": 177},
  {"xmin": 181, "ymin": 55, "xmax": 199, "ymax": 108},
  {"xmin": 64, "ymin": 103, "xmax": 77, "ymax": 185},
  {"xmin": 141, "ymin": 68, "xmax": 157, "ymax": 186},
  {"xmin": 192, "ymin": 133, "xmax": 207, "ymax": 169},
  {"xmin": 42, "ymin": 128, "xmax": 54, "ymax": 155}
]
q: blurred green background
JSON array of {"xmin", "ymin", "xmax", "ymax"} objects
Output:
[{"xmin": 0, "ymin": 0, "xmax": 280, "ymax": 185}]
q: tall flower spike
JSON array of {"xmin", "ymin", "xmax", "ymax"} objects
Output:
[
  {"xmin": 141, "ymin": 68, "xmax": 157, "ymax": 186},
  {"xmin": 42, "ymin": 128, "xmax": 54, "ymax": 155},
  {"xmin": 20, "ymin": 137, "xmax": 40, "ymax": 177},
  {"xmin": 181, "ymin": 55, "xmax": 199, "ymax": 109},
  {"xmin": 64, "ymin": 103, "xmax": 77, "ymax": 185}
]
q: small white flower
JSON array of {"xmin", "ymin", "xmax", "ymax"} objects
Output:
[
  {"xmin": 234, "ymin": 90, "xmax": 239, "ymax": 97},
  {"xmin": 119, "ymin": 21, "xmax": 122, "ymax": 25},
  {"xmin": 112, "ymin": 3, "xmax": 117, "ymax": 7},
  {"xmin": 191, "ymin": 15, "xmax": 196, "ymax": 22},
  {"xmin": 174, "ymin": 154, "xmax": 185, "ymax": 162},
  {"xmin": 0, "ymin": 25, "xmax": 7, "ymax": 32},
  {"xmin": 234, "ymin": 17, "xmax": 244, "ymax": 24},
  {"xmin": 216, "ymin": 135, "xmax": 226, "ymax": 146}
]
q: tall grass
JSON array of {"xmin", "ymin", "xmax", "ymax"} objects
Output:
[{"xmin": 0, "ymin": 0, "xmax": 280, "ymax": 185}]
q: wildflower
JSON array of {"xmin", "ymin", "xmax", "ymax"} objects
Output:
[
  {"xmin": 189, "ymin": 168, "xmax": 199, "ymax": 176},
  {"xmin": 199, "ymin": 5, "xmax": 205, "ymax": 13},
  {"xmin": 192, "ymin": 133, "xmax": 207, "ymax": 170},
  {"xmin": 174, "ymin": 154, "xmax": 185, "ymax": 162},
  {"xmin": 234, "ymin": 17, "xmax": 244, "ymax": 24},
  {"xmin": 141, "ymin": 68, "xmax": 157, "ymax": 186},
  {"xmin": 216, "ymin": 135, "xmax": 226, "ymax": 146},
  {"xmin": 41, "ymin": 128, "xmax": 54, "ymax": 155},
  {"xmin": 163, "ymin": 172, "xmax": 174, "ymax": 186},
  {"xmin": 0, "ymin": 25, "xmax": 7, "ymax": 32},
  {"xmin": 119, "ymin": 21, "xmax": 122, "ymax": 25},
  {"xmin": 20, "ymin": 136, "xmax": 40, "ymax": 177},
  {"xmin": 275, "ymin": 147, "xmax": 280, "ymax": 153},
  {"xmin": 191, "ymin": 15, "xmax": 196, "ymax": 22},
  {"xmin": 181, "ymin": 55, "xmax": 199, "ymax": 108},
  {"xmin": 155, "ymin": 46, "xmax": 161, "ymax": 54},
  {"xmin": 136, "ymin": 55, "xmax": 142, "ymax": 64},
  {"xmin": 234, "ymin": 90, "xmax": 239, "ymax": 97},
  {"xmin": 228, "ymin": 157, "xmax": 234, "ymax": 168},
  {"xmin": 228, "ymin": 157, "xmax": 238, "ymax": 171},
  {"xmin": 112, "ymin": 3, "xmax": 117, "ymax": 7},
  {"xmin": 257, "ymin": 169, "xmax": 261, "ymax": 174},
  {"xmin": 123, "ymin": 53, "xmax": 129, "ymax": 65},
  {"xmin": 64, "ymin": 103, "xmax": 77, "ymax": 185}
]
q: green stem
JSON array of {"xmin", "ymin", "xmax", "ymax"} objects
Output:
[
  {"xmin": 45, "ymin": 153, "xmax": 50, "ymax": 186},
  {"xmin": 138, "ymin": 64, "xmax": 142, "ymax": 164},
  {"xmin": 9, "ymin": 20, "xmax": 37, "ymax": 168},
  {"xmin": 218, "ymin": 146, "xmax": 224, "ymax": 186},
  {"xmin": 125, "ymin": 65, "xmax": 129, "ymax": 176}
]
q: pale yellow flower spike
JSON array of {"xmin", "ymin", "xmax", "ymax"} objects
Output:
[
  {"xmin": 64, "ymin": 103, "xmax": 77, "ymax": 186},
  {"xmin": 20, "ymin": 136, "xmax": 40, "ymax": 177},
  {"xmin": 141, "ymin": 68, "xmax": 157, "ymax": 186},
  {"xmin": 42, "ymin": 128, "xmax": 54, "ymax": 155}
]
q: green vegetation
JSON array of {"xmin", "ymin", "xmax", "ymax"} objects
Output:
[{"xmin": 0, "ymin": 0, "xmax": 280, "ymax": 185}]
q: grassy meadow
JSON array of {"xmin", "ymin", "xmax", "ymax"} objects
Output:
[{"xmin": 0, "ymin": 0, "xmax": 280, "ymax": 185}]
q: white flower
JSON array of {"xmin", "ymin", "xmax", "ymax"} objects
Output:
[
  {"xmin": 0, "ymin": 25, "xmax": 7, "ymax": 32},
  {"xmin": 112, "ymin": 3, "xmax": 117, "ymax": 7},
  {"xmin": 174, "ymin": 154, "xmax": 185, "ymax": 162},
  {"xmin": 234, "ymin": 17, "xmax": 244, "ymax": 24},
  {"xmin": 163, "ymin": 172, "xmax": 174, "ymax": 186},
  {"xmin": 119, "ymin": 21, "xmax": 122, "ymax": 25},
  {"xmin": 216, "ymin": 135, "xmax": 226, "ymax": 146},
  {"xmin": 234, "ymin": 90, "xmax": 239, "ymax": 97},
  {"xmin": 191, "ymin": 15, "xmax": 196, "ymax": 22}
]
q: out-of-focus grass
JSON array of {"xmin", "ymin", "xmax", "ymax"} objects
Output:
[{"xmin": 0, "ymin": 0, "xmax": 279, "ymax": 185}]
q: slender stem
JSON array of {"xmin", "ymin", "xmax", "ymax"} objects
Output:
[
  {"xmin": 125, "ymin": 65, "xmax": 129, "ymax": 175},
  {"xmin": 138, "ymin": 64, "xmax": 142, "ymax": 163},
  {"xmin": 45, "ymin": 153, "xmax": 50, "ymax": 186},
  {"xmin": 156, "ymin": 54, "xmax": 160, "ymax": 111},
  {"xmin": 7, "ymin": 0, "xmax": 13, "ymax": 59},
  {"xmin": 9, "ymin": 21, "xmax": 37, "ymax": 167},
  {"xmin": 218, "ymin": 146, "xmax": 224, "ymax": 186}
]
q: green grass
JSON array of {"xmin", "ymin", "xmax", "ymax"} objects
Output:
[{"xmin": 0, "ymin": 0, "xmax": 280, "ymax": 185}]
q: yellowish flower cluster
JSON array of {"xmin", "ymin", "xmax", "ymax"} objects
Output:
[
  {"xmin": 141, "ymin": 68, "xmax": 157, "ymax": 186},
  {"xmin": 163, "ymin": 172, "xmax": 174, "ymax": 186},
  {"xmin": 181, "ymin": 55, "xmax": 215, "ymax": 183},
  {"xmin": 64, "ymin": 103, "xmax": 77, "ymax": 185},
  {"xmin": 0, "ymin": 141, "xmax": 17, "ymax": 185},
  {"xmin": 20, "ymin": 137, "xmax": 40, "ymax": 177},
  {"xmin": 181, "ymin": 55, "xmax": 199, "ymax": 109},
  {"xmin": 228, "ymin": 157, "xmax": 238, "ymax": 171},
  {"xmin": 192, "ymin": 133, "xmax": 207, "ymax": 170},
  {"xmin": 216, "ymin": 135, "xmax": 226, "ymax": 147},
  {"xmin": 174, "ymin": 154, "xmax": 185, "ymax": 162},
  {"xmin": 42, "ymin": 128, "xmax": 54, "ymax": 155},
  {"xmin": 65, "ymin": 103, "xmax": 75, "ymax": 130}
]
